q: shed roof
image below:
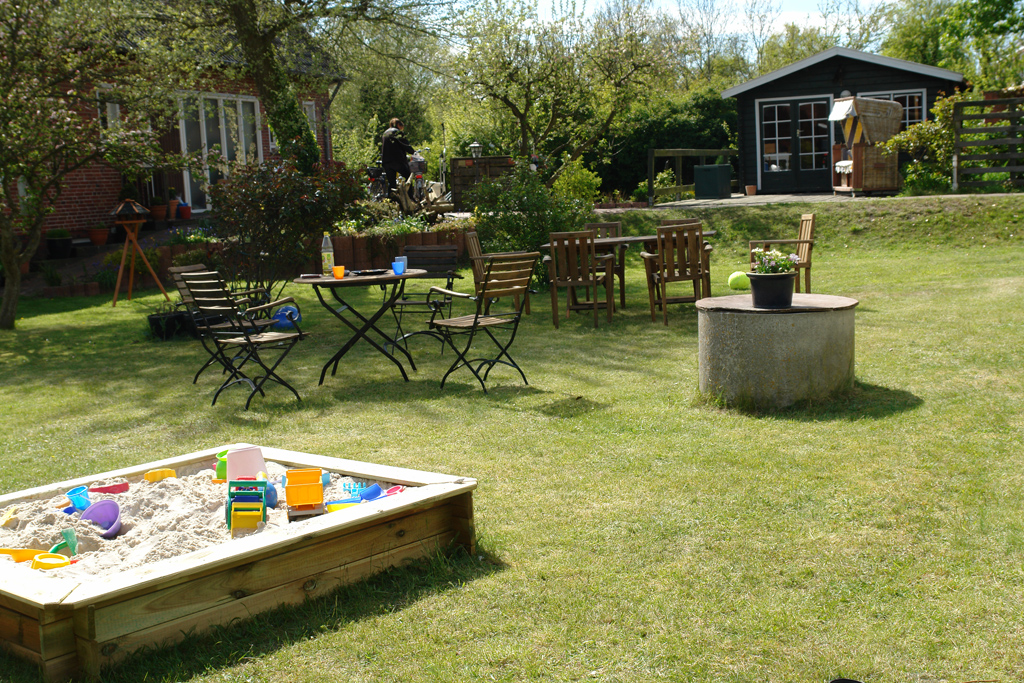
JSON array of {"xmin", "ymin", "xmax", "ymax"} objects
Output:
[{"xmin": 721, "ymin": 47, "xmax": 964, "ymax": 99}]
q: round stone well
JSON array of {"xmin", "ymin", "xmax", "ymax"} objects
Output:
[{"xmin": 696, "ymin": 293, "xmax": 858, "ymax": 408}]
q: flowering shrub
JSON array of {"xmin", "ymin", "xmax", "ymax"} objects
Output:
[{"xmin": 751, "ymin": 248, "xmax": 799, "ymax": 273}]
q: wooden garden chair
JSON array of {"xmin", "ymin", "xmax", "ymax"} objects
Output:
[
  {"xmin": 167, "ymin": 264, "xmax": 273, "ymax": 384},
  {"xmin": 545, "ymin": 230, "xmax": 615, "ymax": 329},
  {"xmin": 180, "ymin": 270, "xmax": 308, "ymax": 410},
  {"xmin": 427, "ymin": 252, "xmax": 540, "ymax": 393},
  {"xmin": 585, "ymin": 221, "xmax": 627, "ymax": 309},
  {"xmin": 749, "ymin": 213, "xmax": 816, "ymax": 293},
  {"xmin": 641, "ymin": 223, "xmax": 712, "ymax": 325},
  {"xmin": 465, "ymin": 231, "xmax": 530, "ymax": 313}
]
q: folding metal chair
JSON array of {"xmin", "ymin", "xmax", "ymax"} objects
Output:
[
  {"xmin": 180, "ymin": 271, "xmax": 308, "ymax": 409},
  {"xmin": 427, "ymin": 252, "xmax": 540, "ymax": 393}
]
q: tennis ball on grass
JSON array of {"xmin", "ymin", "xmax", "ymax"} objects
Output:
[{"xmin": 728, "ymin": 271, "xmax": 750, "ymax": 290}]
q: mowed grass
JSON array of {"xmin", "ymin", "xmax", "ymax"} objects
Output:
[{"xmin": 1, "ymin": 195, "xmax": 1022, "ymax": 682}]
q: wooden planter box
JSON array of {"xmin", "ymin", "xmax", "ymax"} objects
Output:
[{"xmin": 0, "ymin": 444, "xmax": 476, "ymax": 681}]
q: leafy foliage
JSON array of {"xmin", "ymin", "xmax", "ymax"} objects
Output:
[
  {"xmin": 469, "ymin": 163, "xmax": 593, "ymax": 268},
  {"xmin": 750, "ymin": 247, "xmax": 799, "ymax": 273},
  {"xmin": 207, "ymin": 160, "xmax": 363, "ymax": 298},
  {"xmin": 880, "ymin": 90, "xmax": 970, "ymax": 194},
  {"xmin": 0, "ymin": 0, "xmax": 188, "ymax": 329},
  {"xmin": 551, "ymin": 157, "xmax": 602, "ymax": 203}
]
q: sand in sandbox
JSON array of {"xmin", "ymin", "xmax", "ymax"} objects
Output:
[{"xmin": 0, "ymin": 461, "xmax": 396, "ymax": 580}]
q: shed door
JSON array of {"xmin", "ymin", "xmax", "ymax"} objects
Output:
[{"xmin": 760, "ymin": 99, "xmax": 832, "ymax": 193}]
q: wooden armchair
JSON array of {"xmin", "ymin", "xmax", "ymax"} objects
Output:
[
  {"xmin": 427, "ymin": 252, "xmax": 540, "ymax": 393},
  {"xmin": 585, "ymin": 221, "xmax": 627, "ymax": 309},
  {"xmin": 545, "ymin": 230, "xmax": 615, "ymax": 328},
  {"xmin": 465, "ymin": 231, "xmax": 530, "ymax": 313},
  {"xmin": 749, "ymin": 213, "xmax": 815, "ymax": 293},
  {"xmin": 641, "ymin": 222, "xmax": 711, "ymax": 325},
  {"xmin": 168, "ymin": 264, "xmax": 274, "ymax": 384},
  {"xmin": 180, "ymin": 270, "xmax": 308, "ymax": 410}
]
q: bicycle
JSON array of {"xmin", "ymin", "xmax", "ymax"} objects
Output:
[{"xmin": 367, "ymin": 158, "xmax": 389, "ymax": 202}]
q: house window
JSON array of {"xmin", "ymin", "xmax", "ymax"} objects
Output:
[
  {"xmin": 303, "ymin": 101, "xmax": 317, "ymax": 134},
  {"xmin": 179, "ymin": 95, "xmax": 262, "ymax": 210},
  {"xmin": 761, "ymin": 103, "xmax": 791, "ymax": 172},
  {"xmin": 859, "ymin": 90, "xmax": 926, "ymax": 131},
  {"xmin": 97, "ymin": 88, "xmax": 121, "ymax": 130}
]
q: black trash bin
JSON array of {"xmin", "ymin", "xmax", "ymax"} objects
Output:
[{"xmin": 694, "ymin": 164, "xmax": 732, "ymax": 199}]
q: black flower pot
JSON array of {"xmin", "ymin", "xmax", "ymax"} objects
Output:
[
  {"xmin": 148, "ymin": 311, "xmax": 189, "ymax": 340},
  {"xmin": 46, "ymin": 237, "xmax": 73, "ymax": 260},
  {"xmin": 747, "ymin": 271, "xmax": 797, "ymax": 309}
]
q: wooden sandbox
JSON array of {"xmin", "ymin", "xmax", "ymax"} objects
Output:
[{"xmin": 0, "ymin": 444, "xmax": 476, "ymax": 681}]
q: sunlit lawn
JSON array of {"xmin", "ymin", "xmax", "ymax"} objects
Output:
[{"xmin": 1, "ymin": 197, "xmax": 1022, "ymax": 682}]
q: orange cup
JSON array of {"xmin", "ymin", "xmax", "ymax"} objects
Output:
[{"xmin": 332, "ymin": 265, "xmax": 345, "ymax": 279}]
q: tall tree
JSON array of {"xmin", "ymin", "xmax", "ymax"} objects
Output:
[
  {"xmin": 455, "ymin": 0, "xmax": 670, "ymax": 183},
  {"xmin": 745, "ymin": 0, "xmax": 782, "ymax": 76},
  {"xmin": 0, "ymin": 0, "xmax": 187, "ymax": 330}
]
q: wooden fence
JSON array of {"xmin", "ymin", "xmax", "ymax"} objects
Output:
[
  {"xmin": 953, "ymin": 97, "xmax": 1024, "ymax": 191},
  {"xmin": 647, "ymin": 149, "xmax": 738, "ymax": 205}
]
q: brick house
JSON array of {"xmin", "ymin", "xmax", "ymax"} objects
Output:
[{"xmin": 38, "ymin": 74, "xmax": 338, "ymax": 238}]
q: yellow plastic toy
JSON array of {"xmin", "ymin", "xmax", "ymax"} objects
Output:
[
  {"xmin": 285, "ymin": 468, "xmax": 326, "ymax": 521},
  {"xmin": 0, "ymin": 506, "xmax": 17, "ymax": 527},
  {"xmin": 144, "ymin": 469, "xmax": 177, "ymax": 482},
  {"xmin": 31, "ymin": 553, "xmax": 71, "ymax": 570},
  {"xmin": 229, "ymin": 502, "xmax": 265, "ymax": 537},
  {"xmin": 1, "ymin": 548, "xmax": 46, "ymax": 563}
]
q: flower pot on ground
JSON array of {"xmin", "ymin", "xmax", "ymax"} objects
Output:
[
  {"xmin": 147, "ymin": 308, "xmax": 189, "ymax": 340},
  {"xmin": 149, "ymin": 204, "xmax": 167, "ymax": 221},
  {"xmin": 167, "ymin": 199, "xmax": 180, "ymax": 220},
  {"xmin": 88, "ymin": 226, "xmax": 110, "ymax": 246},
  {"xmin": 45, "ymin": 229, "xmax": 73, "ymax": 259},
  {"xmin": 178, "ymin": 205, "xmax": 192, "ymax": 220}
]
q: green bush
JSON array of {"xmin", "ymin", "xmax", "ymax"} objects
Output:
[
  {"xmin": 469, "ymin": 162, "xmax": 593, "ymax": 275},
  {"xmin": 207, "ymin": 160, "xmax": 363, "ymax": 298},
  {"xmin": 171, "ymin": 248, "xmax": 222, "ymax": 271},
  {"xmin": 631, "ymin": 168, "xmax": 681, "ymax": 203},
  {"xmin": 551, "ymin": 156, "xmax": 602, "ymax": 203},
  {"xmin": 101, "ymin": 248, "xmax": 161, "ymax": 275}
]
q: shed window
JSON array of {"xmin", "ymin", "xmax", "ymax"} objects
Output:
[
  {"xmin": 859, "ymin": 90, "xmax": 925, "ymax": 131},
  {"xmin": 798, "ymin": 101, "xmax": 830, "ymax": 170},
  {"xmin": 762, "ymin": 104, "xmax": 791, "ymax": 172}
]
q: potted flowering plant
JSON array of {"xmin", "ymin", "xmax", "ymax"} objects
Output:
[{"xmin": 748, "ymin": 247, "xmax": 800, "ymax": 309}]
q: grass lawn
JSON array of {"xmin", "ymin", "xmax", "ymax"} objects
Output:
[{"xmin": 1, "ymin": 195, "xmax": 1022, "ymax": 682}]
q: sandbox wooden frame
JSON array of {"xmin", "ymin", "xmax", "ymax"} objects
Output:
[{"xmin": 0, "ymin": 444, "xmax": 476, "ymax": 681}]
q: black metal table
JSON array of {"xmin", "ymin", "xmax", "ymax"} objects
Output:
[{"xmin": 294, "ymin": 269, "xmax": 426, "ymax": 385}]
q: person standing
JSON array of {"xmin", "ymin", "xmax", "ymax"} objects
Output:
[{"xmin": 382, "ymin": 118, "xmax": 415, "ymax": 190}]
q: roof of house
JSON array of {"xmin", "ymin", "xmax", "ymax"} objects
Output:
[{"xmin": 721, "ymin": 47, "xmax": 964, "ymax": 99}]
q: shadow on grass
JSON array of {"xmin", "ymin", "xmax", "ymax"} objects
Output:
[
  {"xmin": 708, "ymin": 380, "xmax": 923, "ymax": 421},
  {"xmin": 0, "ymin": 543, "xmax": 506, "ymax": 683}
]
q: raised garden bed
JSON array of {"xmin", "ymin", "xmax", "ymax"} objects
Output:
[{"xmin": 0, "ymin": 444, "xmax": 476, "ymax": 681}]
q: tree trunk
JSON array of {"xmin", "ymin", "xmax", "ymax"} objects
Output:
[
  {"xmin": 225, "ymin": 0, "xmax": 321, "ymax": 174},
  {"xmin": 0, "ymin": 245, "xmax": 22, "ymax": 331}
]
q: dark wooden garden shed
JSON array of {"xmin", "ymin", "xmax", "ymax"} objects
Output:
[{"xmin": 722, "ymin": 47, "xmax": 964, "ymax": 195}]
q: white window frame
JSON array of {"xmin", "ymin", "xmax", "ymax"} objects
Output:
[
  {"xmin": 859, "ymin": 88, "xmax": 927, "ymax": 131},
  {"xmin": 96, "ymin": 85, "xmax": 121, "ymax": 131},
  {"xmin": 178, "ymin": 93, "xmax": 264, "ymax": 210},
  {"xmin": 753, "ymin": 93, "xmax": 835, "ymax": 190},
  {"xmin": 303, "ymin": 101, "xmax": 317, "ymax": 134}
]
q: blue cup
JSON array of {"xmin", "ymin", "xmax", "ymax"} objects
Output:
[
  {"xmin": 66, "ymin": 486, "xmax": 90, "ymax": 512},
  {"xmin": 392, "ymin": 261, "xmax": 406, "ymax": 275}
]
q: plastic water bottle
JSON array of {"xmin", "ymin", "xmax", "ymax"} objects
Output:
[{"xmin": 321, "ymin": 232, "xmax": 334, "ymax": 275}]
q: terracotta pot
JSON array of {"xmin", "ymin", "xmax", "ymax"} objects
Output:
[
  {"xmin": 178, "ymin": 206, "xmax": 192, "ymax": 220},
  {"xmin": 149, "ymin": 205, "xmax": 168, "ymax": 221},
  {"xmin": 745, "ymin": 185, "xmax": 757, "ymax": 196},
  {"xmin": 167, "ymin": 199, "xmax": 180, "ymax": 219},
  {"xmin": 88, "ymin": 228, "xmax": 109, "ymax": 246}
]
